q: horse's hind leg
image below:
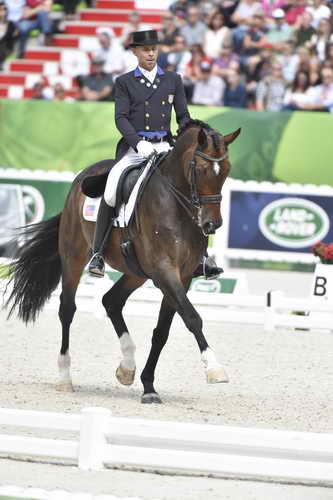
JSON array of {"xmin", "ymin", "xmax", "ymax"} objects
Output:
[
  {"xmin": 140, "ymin": 296, "xmax": 177, "ymax": 404},
  {"xmin": 56, "ymin": 256, "xmax": 86, "ymax": 392},
  {"xmin": 102, "ymin": 273, "xmax": 145, "ymax": 386}
]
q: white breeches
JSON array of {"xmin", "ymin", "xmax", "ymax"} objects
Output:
[{"xmin": 104, "ymin": 141, "xmax": 172, "ymax": 207}]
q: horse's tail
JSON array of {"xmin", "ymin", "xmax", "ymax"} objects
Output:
[{"xmin": 6, "ymin": 213, "xmax": 62, "ymax": 323}]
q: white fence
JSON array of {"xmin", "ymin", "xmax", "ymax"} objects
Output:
[
  {"xmin": 265, "ymin": 291, "xmax": 333, "ymax": 332},
  {"xmin": 47, "ymin": 279, "xmax": 333, "ymax": 332},
  {"xmin": 2, "ymin": 258, "xmax": 332, "ymax": 331},
  {"xmin": 1, "ymin": 407, "xmax": 333, "ymax": 484}
]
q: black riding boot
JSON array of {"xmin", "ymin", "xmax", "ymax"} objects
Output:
[
  {"xmin": 88, "ymin": 198, "xmax": 115, "ymax": 278},
  {"xmin": 193, "ymin": 255, "xmax": 224, "ymax": 280}
]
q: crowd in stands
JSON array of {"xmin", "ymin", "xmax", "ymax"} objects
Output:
[{"xmin": 0, "ymin": 0, "xmax": 333, "ymax": 111}]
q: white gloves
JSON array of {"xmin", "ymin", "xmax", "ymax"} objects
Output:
[{"xmin": 136, "ymin": 140, "xmax": 155, "ymax": 158}]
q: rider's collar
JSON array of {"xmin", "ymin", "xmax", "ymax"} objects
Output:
[{"xmin": 134, "ymin": 65, "xmax": 165, "ymax": 78}]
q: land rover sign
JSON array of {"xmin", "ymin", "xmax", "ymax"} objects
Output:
[{"xmin": 258, "ymin": 197, "xmax": 329, "ymax": 248}]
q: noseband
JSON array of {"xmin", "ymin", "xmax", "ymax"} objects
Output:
[{"xmin": 190, "ymin": 149, "xmax": 228, "ymax": 208}]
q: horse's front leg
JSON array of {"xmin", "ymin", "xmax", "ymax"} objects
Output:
[
  {"xmin": 102, "ymin": 273, "xmax": 146, "ymax": 386},
  {"xmin": 156, "ymin": 271, "xmax": 229, "ymax": 384},
  {"xmin": 140, "ymin": 295, "xmax": 178, "ymax": 404}
]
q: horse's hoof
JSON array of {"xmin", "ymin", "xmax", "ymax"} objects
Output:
[
  {"xmin": 206, "ymin": 367, "xmax": 229, "ymax": 384},
  {"xmin": 55, "ymin": 382, "xmax": 74, "ymax": 392},
  {"xmin": 141, "ymin": 392, "xmax": 163, "ymax": 404},
  {"xmin": 116, "ymin": 365, "xmax": 136, "ymax": 386}
]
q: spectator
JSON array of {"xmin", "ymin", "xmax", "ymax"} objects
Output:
[
  {"xmin": 284, "ymin": 0, "xmax": 306, "ymax": 27},
  {"xmin": 0, "ymin": 0, "xmax": 25, "ymax": 67},
  {"xmin": 120, "ymin": 12, "xmax": 151, "ymax": 49},
  {"xmin": 231, "ymin": 0, "xmax": 261, "ymax": 28},
  {"xmin": 62, "ymin": 0, "xmax": 78, "ymax": 20},
  {"xmin": 183, "ymin": 44, "xmax": 211, "ymax": 100},
  {"xmin": 297, "ymin": 67, "xmax": 333, "ymax": 111},
  {"xmin": 212, "ymin": 41, "xmax": 240, "ymax": 79},
  {"xmin": 274, "ymin": 41, "xmax": 297, "ymax": 82},
  {"xmin": 241, "ymin": 12, "xmax": 268, "ymax": 61},
  {"xmin": 243, "ymin": 47, "xmax": 271, "ymax": 104},
  {"xmin": 166, "ymin": 34, "xmax": 191, "ymax": 77},
  {"xmin": 293, "ymin": 11, "xmax": 316, "ymax": 47},
  {"xmin": 260, "ymin": 0, "xmax": 285, "ymax": 18},
  {"xmin": 266, "ymin": 8, "xmax": 293, "ymax": 51},
  {"xmin": 256, "ymin": 60, "xmax": 287, "ymax": 110},
  {"xmin": 53, "ymin": 82, "xmax": 75, "ymax": 101},
  {"xmin": 17, "ymin": 0, "xmax": 53, "ymax": 58},
  {"xmin": 30, "ymin": 79, "xmax": 47, "ymax": 99},
  {"xmin": 180, "ymin": 6, "xmax": 207, "ymax": 46},
  {"xmin": 169, "ymin": 0, "xmax": 189, "ymax": 22},
  {"xmin": 192, "ymin": 60, "xmax": 225, "ymax": 105},
  {"xmin": 224, "ymin": 68, "xmax": 247, "ymax": 106},
  {"xmin": 325, "ymin": 42, "xmax": 333, "ymax": 68},
  {"xmin": 203, "ymin": 10, "xmax": 232, "ymax": 58},
  {"xmin": 218, "ymin": 0, "xmax": 240, "ymax": 28},
  {"xmin": 160, "ymin": 12, "xmax": 180, "ymax": 46},
  {"xmin": 306, "ymin": 0, "xmax": 331, "ymax": 29},
  {"xmin": 310, "ymin": 17, "xmax": 333, "ymax": 61},
  {"xmin": 283, "ymin": 69, "xmax": 311, "ymax": 108},
  {"xmin": 80, "ymin": 56, "xmax": 113, "ymax": 101},
  {"xmin": 93, "ymin": 26, "xmax": 125, "ymax": 78}
]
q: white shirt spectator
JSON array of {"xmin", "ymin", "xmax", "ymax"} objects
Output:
[
  {"xmin": 94, "ymin": 38, "xmax": 126, "ymax": 75},
  {"xmin": 306, "ymin": 3, "xmax": 331, "ymax": 29},
  {"xmin": 203, "ymin": 27, "xmax": 231, "ymax": 58},
  {"xmin": 192, "ymin": 74, "xmax": 225, "ymax": 106},
  {"xmin": 232, "ymin": 0, "xmax": 261, "ymax": 27},
  {"xmin": 306, "ymin": 83, "xmax": 333, "ymax": 111},
  {"xmin": 283, "ymin": 88, "xmax": 313, "ymax": 106},
  {"xmin": 4, "ymin": 0, "xmax": 25, "ymax": 22}
]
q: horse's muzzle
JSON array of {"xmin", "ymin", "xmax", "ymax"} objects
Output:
[{"xmin": 202, "ymin": 221, "xmax": 218, "ymax": 235}]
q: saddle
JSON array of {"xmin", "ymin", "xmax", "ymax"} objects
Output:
[
  {"xmin": 81, "ymin": 152, "xmax": 169, "ymax": 279},
  {"xmin": 81, "ymin": 152, "xmax": 169, "ymax": 217}
]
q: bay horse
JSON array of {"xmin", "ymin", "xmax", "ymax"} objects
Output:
[{"xmin": 6, "ymin": 119, "xmax": 240, "ymax": 404}]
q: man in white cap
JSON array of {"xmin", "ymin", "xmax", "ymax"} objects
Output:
[
  {"xmin": 266, "ymin": 8, "xmax": 293, "ymax": 51},
  {"xmin": 94, "ymin": 26, "xmax": 126, "ymax": 77}
]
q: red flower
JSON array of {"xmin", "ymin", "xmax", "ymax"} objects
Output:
[{"xmin": 312, "ymin": 241, "xmax": 333, "ymax": 264}]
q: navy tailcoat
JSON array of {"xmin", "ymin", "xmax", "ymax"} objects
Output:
[{"xmin": 114, "ymin": 66, "xmax": 191, "ymax": 159}]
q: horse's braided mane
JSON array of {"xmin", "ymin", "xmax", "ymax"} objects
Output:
[{"xmin": 176, "ymin": 119, "xmax": 221, "ymax": 152}]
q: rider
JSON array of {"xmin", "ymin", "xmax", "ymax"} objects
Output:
[{"xmin": 88, "ymin": 29, "xmax": 223, "ymax": 279}]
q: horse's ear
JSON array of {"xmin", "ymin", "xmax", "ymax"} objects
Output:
[
  {"xmin": 224, "ymin": 128, "xmax": 241, "ymax": 146},
  {"xmin": 198, "ymin": 128, "xmax": 208, "ymax": 149}
]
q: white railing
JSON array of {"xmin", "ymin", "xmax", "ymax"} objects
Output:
[
  {"xmin": 1, "ymin": 407, "xmax": 333, "ymax": 484},
  {"xmin": 264, "ymin": 291, "xmax": 333, "ymax": 332}
]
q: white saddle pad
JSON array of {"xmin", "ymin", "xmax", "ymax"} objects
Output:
[{"xmin": 82, "ymin": 157, "xmax": 154, "ymax": 227}]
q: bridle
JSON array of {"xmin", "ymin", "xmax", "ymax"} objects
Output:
[
  {"xmin": 189, "ymin": 149, "xmax": 228, "ymax": 208},
  {"xmin": 154, "ymin": 143, "xmax": 229, "ymax": 228}
]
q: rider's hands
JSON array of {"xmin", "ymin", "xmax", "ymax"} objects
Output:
[{"xmin": 136, "ymin": 140, "xmax": 155, "ymax": 158}]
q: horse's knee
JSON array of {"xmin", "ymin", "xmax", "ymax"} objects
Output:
[{"xmin": 102, "ymin": 292, "xmax": 125, "ymax": 317}]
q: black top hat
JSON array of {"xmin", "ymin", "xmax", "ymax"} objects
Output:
[{"xmin": 129, "ymin": 30, "xmax": 161, "ymax": 47}]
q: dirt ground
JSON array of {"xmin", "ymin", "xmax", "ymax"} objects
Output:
[{"xmin": 1, "ymin": 268, "xmax": 333, "ymax": 499}]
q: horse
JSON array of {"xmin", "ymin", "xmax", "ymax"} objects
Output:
[{"xmin": 5, "ymin": 119, "xmax": 240, "ymax": 404}]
